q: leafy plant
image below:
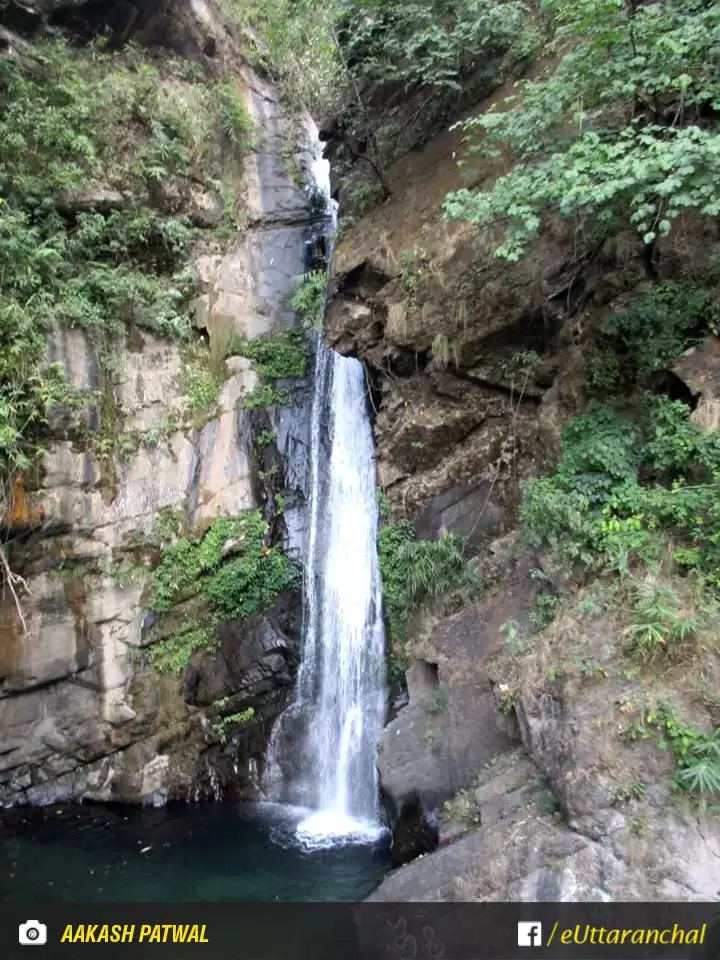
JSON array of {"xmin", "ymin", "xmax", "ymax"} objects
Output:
[
  {"xmin": 521, "ymin": 396, "xmax": 720, "ymax": 582},
  {"xmin": 623, "ymin": 579, "xmax": 699, "ymax": 662},
  {"xmin": 150, "ymin": 510, "xmax": 298, "ymax": 615},
  {"xmin": 148, "ymin": 511, "xmax": 299, "ymax": 674},
  {"xmin": 153, "ymin": 507, "xmax": 185, "ymax": 545},
  {"xmin": 592, "ymin": 284, "xmax": 716, "ymax": 390},
  {"xmin": 254, "ymin": 429, "xmax": 278, "ymax": 447},
  {"xmin": 376, "ymin": 488, "xmax": 391, "ymax": 521},
  {"xmin": 234, "ymin": 330, "xmax": 307, "ymax": 380},
  {"xmin": 185, "ymin": 365, "xmax": 223, "ymax": 420},
  {"xmin": 148, "ymin": 624, "xmax": 217, "ymax": 675},
  {"xmin": 0, "ymin": 39, "xmax": 226, "ymax": 623},
  {"xmin": 212, "ymin": 707, "xmax": 256, "ymax": 745},
  {"xmin": 378, "ymin": 520, "xmax": 477, "ymax": 641},
  {"xmin": 340, "ymin": 0, "xmax": 535, "ymax": 100},
  {"xmin": 214, "ymin": 81, "xmax": 254, "ymax": 149},
  {"xmin": 220, "ymin": 0, "xmax": 345, "ymax": 111},
  {"xmin": 345, "ymin": 181, "xmax": 385, "ymax": 216},
  {"xmin": 291, "ymin": 271, "xmax": 328, "ymax": 330},
  {"xmin": 241, "ymin": 384, "xmax": 290, "ymax": 409},
  {"xmin": 444, "ymin": 0, "xmax": 720, "ymax": 261},
  {"xmin": 624, "ymin": 703, "xmax": 720, "ymax": 801}
]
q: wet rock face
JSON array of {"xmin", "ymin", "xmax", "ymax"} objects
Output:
[{"xmin": 0, "ymin": 32, "xmax": 320, "ymax": 807}]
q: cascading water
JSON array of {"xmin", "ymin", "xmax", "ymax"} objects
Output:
[{"xmin": 265, "ymin": 130, "xmax": 387, "ymax": 847}]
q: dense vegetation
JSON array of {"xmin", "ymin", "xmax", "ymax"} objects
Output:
[
  {"xmin": 0, "ymin": 38, "xmax": 253, "ymax": 530},
  {"xmin": 225, "ymin": 0, "xmax": 535, "ymax": 112},
  {"xmin": 444, "ymin": 0, "xmax": 720, "ymax": 261},
  {"xmin": 148, "ymin": 511, "xmax": 299, "ymax": 674},
  {"xmin": 376, "ymin": 495, "xmax": 477, "ymax": 679}
]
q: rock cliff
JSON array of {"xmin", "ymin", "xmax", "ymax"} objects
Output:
[
  {"xmin": 326, "ymin": 63, "xmax": 720, "ymax": 897},
  {"xmin": 0, "ymin": 0, "xmax": 323, "ymax": 807}
]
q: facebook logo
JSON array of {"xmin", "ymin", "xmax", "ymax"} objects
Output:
[{"xmin": 517, "ymin": 923, "xmax": 543, "ymax": 947}]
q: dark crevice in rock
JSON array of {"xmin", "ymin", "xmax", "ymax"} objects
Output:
[
  {"xmin": 47, "ymin": 0, "xmax": 212, "ymax": 56},
  {"xmin": 654, "ymin": 369, "xmax": 699, "ymax": 408},
  {"xmin": 384, "ymin": 788, "xmax": 439, "ymax": 867},
  {"xmin": 437, "ymin": 368, "xmax": 545, "ymax": 403},
  {"xmin": 411, "ymin": 659, "xmax": 439, "ymax": 692},
  {"xmin": 336, "ymin": 260, "xmax": 392, "ymax": 298}
]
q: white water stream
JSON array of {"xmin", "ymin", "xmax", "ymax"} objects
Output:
[{"xmin": 266, "ymin": 132, "xmax": 386, "ymax": 847}]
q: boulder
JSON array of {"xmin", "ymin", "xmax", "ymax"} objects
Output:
[
  {"xmin": 55, "ymin": 185, "xmax": 127, "ymax": 214},
  {"xmin": 377, "ymin": 559, "xmax": 540, "ymax": 863},
  {"xmin": 673, "ymin": 336, "xmax": 720, "ymax": 432}
]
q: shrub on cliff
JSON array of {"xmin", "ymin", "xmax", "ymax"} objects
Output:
[
  {"xmin": 521, "ymin": 397, "xmax": 720, "ymax": 583},
  {"xmin": 148, "ymin": 511, "xmax": 300, "ymax": 675},
  {"xmin": 0, "ymin": 43, "xmax": 231, "ymax": 496},
  {"xmin": 378, "ymin": 517, "xmax": 477, "ymax": 643},
  {"xmin": 0, "ymin": 35, "xmax": 259, "ymax": 620},
  {"xmin": 444, "ymin": 0, "xmax": 720, "ymax": 262},
  {"xmin": 150, "ymin": 511, "xmax": 299, "ymax": 615}
]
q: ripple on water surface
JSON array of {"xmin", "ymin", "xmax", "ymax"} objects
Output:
[{"xmin": 0, "ymin": 802, "xmax": 391, "ymax": 902}]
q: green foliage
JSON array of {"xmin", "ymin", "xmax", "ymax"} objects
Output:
[
  {"xmin": 212, "ymin": 707, "xmax": 256, "ymax": 745},
  {"xmin": 624, "ymin": 703, "xmax": 720, "ymax": 800},
  {"xmin": 444, "ymin": 0, "xmax": 720, "ymax": 260},
  {"xmin": 241, "ymin": 384, "xmax": 290, "ymax": 410},
  {"xmin": 398, "ymin": 249, "xmax": 425, "ymax": 303},
  {"xmin": 230, "ymin": 329, "xmax": 306, "ymax": 410},
  {"xmin": 522, "ymin": 396, "xmax": 720, "ymax": 582},
  {"xmin": 105, "ymin": 559, "xmax": 147, "ymax": 588},
  {"xmin": 148, "ymin": 624, "xmax": 217, "ymax": 675},
  {"xmin": 376, "ymin": 488, "xmax": 392, "ymax": 521},
  {"xmin": 0, "ymin": 38, "xmax": 231, "ymax": 509},
  {"xmin": 345, "ymin": 181, "xmax": 385, "ymax": 216},
  {"xmin": 222, "ymin": 0, "xmax": 536, "ymax": 121},
  {"xmin": 386, "ymin": 649, "xmax": 408, "ymax": 685},
  {"xmin": 377, "ymin": 519, "xmax": 477, "ymax": 641},
  {"xmin": 529, "ymin": 592, "xmax": 562, "ymax": 632},
  {"xmin": 623, "ymin": 578, "xmax": 701, "ymax": 662},
  {"xmin": 234, "ymin": 330, "xmax": 307, "ymax": 380},
  {"xmin": 254, "ymin": 429, "xmax": 278, "ymax": 447},
  {"xmin": 149, "ymin": 511, "xmax": 299, "ymax": 674},
  {"xmin": 214, "ymin": 81, "xmax": 254, "ymax": 149},
  {"xmin": 499, "ymin": 349, "xmax": 541, "ymax": 381},
  {"xmin": 152, "ymin": 507, "xmax": 185, "ymax": 545},
  {"xmin": 184, "ymin": 359, "xmax": 223, "ymax": 421},
  {"xmin": 150, "ymin": 510, "xmax": 298, "ymax": 615},
  {"xmin": 340, "ymin": 0, "xmax": 536, "ymax": 97},
  {"xmin": 204, "ymin": 545, "xmax": 300, "ymax": 619},
  {"xmin": 291, "ymin": 271, "xmax": 328, "ymax": 330},
  {"xmin": 220, "ymin": 0, "xmax": 344, "ymax": 111},
  {"xmin": 592, "ymin": 283, "xmax": 717, "ymax": 389}
]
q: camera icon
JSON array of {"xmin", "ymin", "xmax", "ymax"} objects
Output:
[{"xmin": 18, "ymin": 921, "xmax": 47, "ymax": 946}]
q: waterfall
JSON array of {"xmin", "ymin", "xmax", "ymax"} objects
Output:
[{"xmin": 265, "ymin": 129, "xmax": 387, "ymax": 846}]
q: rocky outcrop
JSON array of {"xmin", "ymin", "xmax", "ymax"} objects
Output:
[
  {"xmin": 0, "ymin": 11, "xmax": 323, "ymax": 807},
  {"xmin": 371, "ymin": 537, "xmax": 720, "ymax": 900},
  {"xmin": 371, "ymin": 747, "xmax": 720, "ymax": 901},
  {"xmin": 323, "ymin": 60, "xmax": 720, "ymax": 898},
  {"xmin": 379, "ymin": 549, "xmax": 539, "ymax": 864}
]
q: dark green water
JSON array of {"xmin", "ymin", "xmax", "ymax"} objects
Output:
[{"xmin": 0, "ymin": 802, "xmax": 390, "ymax": 902}]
